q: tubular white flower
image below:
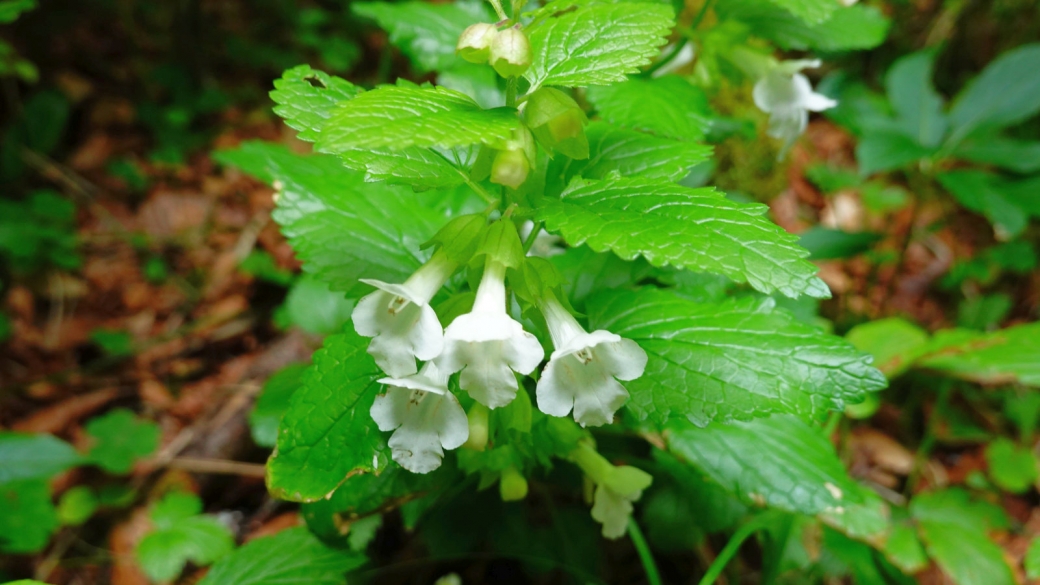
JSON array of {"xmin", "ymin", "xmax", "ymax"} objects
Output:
[
  {"xmin": 571, "ymin": 442, "xmax": 652, "ymax": 539},
  {"xmin": 370, "ymin": 362, "xmax": 469, "ymax": 474},
  {"xmin": 752, "ymin": 60, "xmax": 837, "ymax": 150},
  {"xmin": 436, "ymin": 259, "xmax": 544, "ymax": 409},
  {"xmin": 536, "ymin": 294, "xmax": 647, "ymax": 427},
  {"xmin": 352, "ymin": 252, "xmax": 456, "ymax": 377}
]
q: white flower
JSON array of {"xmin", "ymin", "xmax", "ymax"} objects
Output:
[
  {"xmin": 436, "ymin": 259, "xmax": 544, "ymax": 409},
  {"xmin": 370, "ymin": 362, "xmax": 468, "ymax": 474},
  {"xmin": 571, "ymin": 443, "xmax": 652, "ymax": 539},
  {"xmin": 752, "ymin": 59, "xmax": 837, "ymax": 151},
  {"xmin": 352, "ymin": 252, "xmax": 456, "ymax": 377},
  {"xmin": 536, "ymin": 294, "xmax": 647, "ymax": 427}
]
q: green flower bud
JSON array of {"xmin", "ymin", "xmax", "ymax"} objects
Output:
[
  {"xmin": 463, "ymin": 403, "xmax": 490, "ymax": 451},
  {"xmin": 489, "ymin": 27, "xmax": 531, "ymax": 78},
  {"xmin": 456, "ymin": 23, "xmax": 499, "ymax": 64},
  {"xmin": 490, "ymin": 126, "xmax": 536, "ymax": 189},
  {"xmin": 499, "ymin": 466, "xmax": 529, "ymax": 501},
  {"xmin": 524, "ymin": 87, "xmax": 589, "ymax": 159}
]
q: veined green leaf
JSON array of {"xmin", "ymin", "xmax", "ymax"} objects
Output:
[
  {"xmin": 764, "ymin": 0, "xmax": 835, "ymax": 24},
  {"xmin": 525, "ymin": 2, "xmax": 674, "ymax": 89},
  {"xmin": 585, "ymin": 76, "xmax": 711, "ymax": 141},
  {"xmin": 250, "ymin": 364, "xmax": 309, "ymax": 449},
  {"xmin": 911, "ymin": 489, "xmax": 1014, "ymax": 585},
  {"xmin": 716, "ymin": 0, "xmax": 888, "ymax": 51},
  {"xmin": 352, "ymin": 1, "xmax": 491, "ymax": 72},
  {"xmin": 266, "ymin": 330, "xmax": 387, "ymax": 502},
  {"xmin": 536, "ymin": 176, "xmax": 830, "ymax": 299},
  {"xmin": 918, "ymin": 322, "xmax": 1040, "ymax": 386},
  {"xmin": 198, "ymin": 527, "xmax": 366, "ymax": 585},
  {"xmin": 885, "ymin": 51, "xmax": 947, "ymax": 148},
  {"xmin": 546, "ymin": 122, "xmax": 712, "ymax": 193},
  {"xmin": 666, "ymin": 415, "xmax": 861, "ymax": 514},
  {"xmin": 587, "ymin": 288, "xmax": 886, "ymax": 425},
  {"xmin": 270, "ymin": 65, "xmax": 361, "ymax": 143},
  {"xmin": 318, "ymin": 85, "xmax": 519, "ymax": 153},
  {"xmin": 338, "ymin": 146, "xmax": 467, "ymax": 190},
  {"xmin": 948, "ymin": 43, "xmax": 1040, "ymax": 141}
]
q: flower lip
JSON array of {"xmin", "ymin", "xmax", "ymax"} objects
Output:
[
  {"xmin": 359, "ymin": 278, "xmax": 429, "ymax": 308},
  {"xmin": 550, "ymin": 329, "xmax": 623, "ymax": 361}
]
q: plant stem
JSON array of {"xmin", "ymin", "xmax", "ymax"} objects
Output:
[
  {"xmin": 690, "ymin": 0, "xmax": 715, "ymax": 30},
  {"xmin": 522, "ymin": 221, "xmax": 544, "ymax": 253},
  {"xmin": 698, "ymin": 516, "xmax": 768, "ymax": 585},
  {"xmin": 488, "ymin": 0, "xmax": 509, "ymax": 21},
  {"xmin": 628, "ymin": 518, "xmax": 663, "ymax": 585},
  {"xmin": 506, "ymin": 77, "xmax": 518, "ymax": 108}
]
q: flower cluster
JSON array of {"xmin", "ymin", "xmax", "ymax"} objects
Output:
[{"xmin": 353, "ymin": 220, "xmax": 648, "ymax": 476}]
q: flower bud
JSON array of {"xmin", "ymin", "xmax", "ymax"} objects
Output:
[
  {"xmin": 499, "ymin": 466, "xmax": 529, "ymax": 501},
  {"xmin": 456, "ymin": 23, "xmax": 499, "ymax": 64},
  {"xmin": 524, "ymin": 87, "xmax": 589, "ymax": 159},
  {"xmin": 463, "ymin": 403, "xmax": 489, "ymax": 451},
  {"xmin": 490, "ymin": 126, "xmax": 536, "ymax": 189},
  {"xmin": 489, "ymin": 27, "xmax": 531, "ymax": 78}
]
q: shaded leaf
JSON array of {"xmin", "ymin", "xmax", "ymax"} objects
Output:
[{"xmin": 198, "ymin": 527, "xmax": 366, "ymax": 585}]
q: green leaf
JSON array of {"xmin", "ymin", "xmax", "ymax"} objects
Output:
[
  {"xmin": 250, "ymin": 364, "xmax": 309, "ymax": 449},
  {"xmin": 536, "ymin": 177, "xmax": 830, "ymax": 299},
  {"xmin": 284, "ymin": 275, "xmax": 355, "ymax": 336},
  {"xmin": 919, "ymin": 325, "xmax": 1040, "ymax": 386},
  {"xmin": 845, "ymin": 317, "xmax": 930, "ymax": 378},
  {"xmin": 984, "ymin": 438, "xmax": 1038, "ymax": 493},
  {"xmin": 952, "ymin": 136, "xmax": 1040, "ymax": 174},
  {"xmin": 266, "ymin": 330, "xmax": 387, "ymax": 502},
  {"xmin": 796, "ymin": 227, "xmax": 880, "ymax": 260},
  {"xmin": 266, "ymin": 148, "xmax": 445, "ymax": 297},
  {"xmin": 718, "ymin": 0, "xmax": 888, "ymax": 51},
  {"xmin": 764, "ymin": 0, "xmax": 835, "ymax": 24},
  {"xmin": 352, "ymin": 1, "xmax": 489, "ymax": 72},
  {"xmin": 910, "ymin": 489, "xmax": 1014, "ymax": 585},
  {"xmin": 882, "ymin": 522, "xmax": 929, "ymax": 574},
  {"xmin": 585, "ymin": 76, "xmax": 711, "ymax": 141},
  {"xmin": 338, "ymin": 146, "xmax": 467, "ymax": 190},
  {"xmin": 546, "ymin": 123, "xmax": 712, "ymax": 193},
  {"xmin": 270, "ymin": 65, "xmax": 361, "ymax": 143},
  {"xmin": 856, "ymin": 129, "xmax": 935, "ymax": 175},
  {"xmin": 949, "ymin": 43, "xmax": 1040, "ymax": 140},
  {"xmin": 587, "ymin": 288, "xmax": 886, "ymax": 425},
  {"xmin": 84, "ymin": 409, "xmax": 160, "ymax": 474},
  {"xmin": 0, "ymin": 0, "xmax": 36, "ymax": 23},
  {"xmin": 0, "ymin": 432, "xmax": 82, "ymax": 483},
  {"xmin": 525, "ymin": 3, "xmax": 674, "ymax": 89},
  {"xmin": 667, "ymin": 415, "xmax": 860, "ymax": 514},
  {"xmin": 136, "ymin": 492, "xmax": 235, "ymax": 583},
  {"xmin": 1026, "ymin": 537, "xmax": 1040, "ymax": 580},
  {"xmin": 198, "ymin": 527, "xmax": 365, "ymax": 585},
  {"xmin": 57, "ymin": 486, "xmax": 98, "ymax": 526},
  {"xmin": 0, "ymin": 480, "xmax": 59, "ymax": 553},
  {"xmin": 319, "ymin": 86, "xmax": 518, "ymax": 153},
  {"xmin": 885, "ymin": 51, "xmax": 947, "ymax": 148},
  {"xmin": 937, "ymin": 170, "xmax": 1032, "ymax": 239}
]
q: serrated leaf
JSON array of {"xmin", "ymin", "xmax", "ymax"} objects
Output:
[
  {"xmin": 585, "ymin": 77, "xmax": 711, "ymax": 141},
  {"xmin": 270, "ymin": 65, "xmax": 361, "ymax": 143},
  {"xmin": 716, "ymin": 0, "xmax": 888, "ymax": 51},
  {"xmin": 764, "ymin": 0, "xmax": 835, "ymax": 24},
  {"xmin": 352, "ymin": 1, "xmax": 490, "ymax": 72},
  {"xmin": 0, "ymin": 479, "xmax": 59, "ymax": 553},
  {"xmin": 266, "ymin": 330, "xmax": 386, "ymax": 502},
  {"xmin": 136, "ymin": 492, "xmax": 235, "ymax": 582},
  {"xmin": 587, "ymin": 288, "xmax": 886, "ymax": 425},
  {"xmin": 885, "ymin": 51, "xmax": 948, "ymax": 148},
  {"xmin": 250, "ymin": 364, "xmax": 309, "ymax": 448},
  {"xmin": 319, "ymin": 86, "xmax": 518, "ymax": 153},
  {"xmin": 84, "ymin": 409, "xmax": 160, "ymax": 474},
  {"xmin": 536, "ymin": 176, "xmax": 830, "ymax": 299},
  {"xmin": 198, "ymin": 527, "xmax": 365, "ymax": 585},
  {"xmin": 546, "ymin": 122, "xmax": 712, "ymax": 194},
  {"xmin": 918, "ymin": 322, "xmax": 1040, "ymax": 386},
  {"xmin": 525, "ymin": 3, "xmax": 674, "ymax": 89},
  {"xmin": 266, "ymin": 148, "xmax": 445, "ymax": 297},
  {"xmin": 949, "ymin": 43, "xmax": 1040, "ymax": 141},
  {"xmin": 666, "ymin": 415, "xmax": 860, "ymax": 514},
  {"xmin": 338, "ymin": 146, "xmax": 467, "ymax": 190},
  {"xmin": 911, "ymin": 489, "xmax": 1014, "ymax": 585},
  {"xmin": 0, "ymin": 432, "xmax": 83, "ymax": 483}
]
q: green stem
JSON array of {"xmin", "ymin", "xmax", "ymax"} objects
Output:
[
  {"xmin": 506, "ymin": 77, "xmax": 518, "ymax": 108},
  {"xmin": 822, "ymin": 410, "xmax": 842, "ymax": 438},
  {"xmin": 643, "ymin": 39, "xmax": 689, "ymax": 76},
  {"xmin": 628, "ymin": 518, "xmax": 663, "ymax": 585},
  {"xmin": 488, "ymin": 0, "xmax": 509, "ymax": 21},
  {"xmin": 522, "ymin": 221, "xmax": 543, "ymax": 253},
  {"xmin": 690, "ymin": 0, "xmax": 715, "ymax": 29},
  {"xmin": 698, "ymin": 516, "xmax": 768, "ymax": 585}
]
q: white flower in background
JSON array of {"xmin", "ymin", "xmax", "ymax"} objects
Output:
[
  {"xmin": 370, "ymin": 362, "xmax": 468, "ymax": 474},
  {"xmin": 536, "ymin": 293, "xmax": 647, "ymax": 427},
  {"xmin": 520, "ymin": 220, "xmax": 564, "ymax": 257},
  {"xmin": 752, "ymin": 59, "xmax": 837, "ymax": 152},
  {"xmin": 571, "ymin": 442, "xmax": 652, "ymax": 539},
  {"xmin": 352, "ymin": 252, "xmax": 457, "ymax": 377},
  {"xmin": 838, "ymin": 0, "xmax": 858, "ymax": 6},
  {"xmin": 436, "ymin": 259, "xmax": 544, "ymax": 409}
]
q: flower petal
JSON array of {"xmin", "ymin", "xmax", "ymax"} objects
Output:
[
  {"xmin": 598, "ymin": 338, "xmax": 648, "ymax": 381},
  {"xmin": 791, "ymin": 73, "xmax": 837, "ymax": 111},
  {"xmin": 572, "ymin": 376, "xmax": 629, "ymax": 427},
  {"xmin": 591, "ymin": 484, "xmax": 632, "ymax": 539},
  {"xmin": 370, "ymin": 386, "xmax": 411, "ymax": 432}
]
